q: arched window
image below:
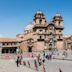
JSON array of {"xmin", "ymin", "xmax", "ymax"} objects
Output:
[{"xmin": 27, "ymin": 38, "xmax": 34, "ymax": 45}]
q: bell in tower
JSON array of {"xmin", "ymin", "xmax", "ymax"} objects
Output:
[{"xmin": 33, "ymin": 10, "xmax": 46, "ymax": 25}]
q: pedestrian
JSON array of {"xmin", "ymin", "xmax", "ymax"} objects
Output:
[
  {"xmin": 43, "ymin": 63, "xmax": 46, "ymax": 72},
  {"xmin": 43, "ymin": 51, "xmax": 45, "ymax": 57},
  {"xmin": 37, "ymin": 54, "xmax": 40, "ymax": 63},
  {"xmin": 28, "ymin": 61, "xmax": 30, "ymax": 68},
  {"xmin": 19, "ymin": 55, "xmax": 23, "ymax": 65},
  {"xmin": 16, "ymin": 56, "xmax": 20, "ymax": 67},
  {"xmin": 34, "ymin": 60, "xmax": 38, "ymax": 71},
  {"xmin": 39, "ymin": 59, "xmax": 42, "ymax": 66}
]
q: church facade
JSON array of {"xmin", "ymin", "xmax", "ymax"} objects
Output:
[
  {"xmin": 0, "ymin": 10, "xmax": 72, "ymax": 54},
  {"xmin": 17, "ymin": 11, "xmax": 65, "ymax": 52}
]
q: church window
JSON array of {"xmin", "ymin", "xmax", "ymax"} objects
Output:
[
  {"xmin": 40, "ymin": 36, "xmax": 42, "ymax": 39},
  {"xmin": 39, "ymin": 29, "xmax": 42, "ymax": 32},
  {"xmin": 7, "ymin": 43, "xmax": 9, "ymax": 45},
  {"xmin": 59, "ymin": 30, "xmax": 61, "ymax": 32},
  {"xmin": 58, "ymin": 21, "xmax": 60, "ymax": 26},
  {"xmin": 50, "ymin": 27, "xmax": 52, "ymax": 30},
  {"xmin": 45, "ymin": 35, "xmax": 46, "ymax": 38},
  {"xmin": 50, "ymin": 32, "xmax": 52, "ymax": 35},
  {"xmin": 59, "ymin": 21, "xmax": 60, "ymax": 24},
  {"xmin": 3, "ymin": 43, "xmax": 5, "ymax": 45}
]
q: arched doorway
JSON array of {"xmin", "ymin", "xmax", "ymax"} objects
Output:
[{"xmin": 28, "ymin": 47, "xmax": 32, "ymax": 52}]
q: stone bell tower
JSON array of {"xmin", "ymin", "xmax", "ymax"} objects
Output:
[
  {"xmin": 33, "ymin": 10, "xmax": 46, "ymax": 25},
  {"xmin": 33, "ymin": 10, "xmax": 47, "ymax": 51},
  {"xmin": 53, "ymin": 13, "xmax": 64, "ymax": 49}
]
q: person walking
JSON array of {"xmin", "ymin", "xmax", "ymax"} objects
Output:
[
  {"xmin": 19, "ymin": 55, "xmax": 23, "ymax": 65},
  {"xmin": 16, "ymin": 56, "xmax": 20, "ymax": 67}
]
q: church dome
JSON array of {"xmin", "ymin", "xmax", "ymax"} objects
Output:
[{"xmin": 24, "ymin": 22, "xmax": 34, "ymax": 31}]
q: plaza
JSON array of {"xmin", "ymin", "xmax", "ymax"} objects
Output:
[
  {"xmin": 0, "ymin": 56, "xmax": 72, "ymax": 72},
  {"xmin": 0, "ymin": 0, "xmax": 72, "ymax": 72}
]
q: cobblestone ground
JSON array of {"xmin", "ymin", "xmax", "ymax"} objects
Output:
[
  {"xmin": 24, "ymin": 59, "xmax": 72, "ymax": 72},
  {"xmin": 0, "ymin": 50, "xmax": 72, "ymax": 72},
  {"xmin": 0, "ymin": 59, "xmax": 37, "ymax": 72},
  {"xmin": 0, "ymin": 59, "xmax": 72, "ymax": 72}
]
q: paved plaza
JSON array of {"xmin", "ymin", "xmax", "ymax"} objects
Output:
[
  {"xmin": 0, "ymin": 59, "xmax": 37, "ymax": 72},
  {"xmin": 0, "ymin": 58, "xmax": 72, "ymax": 72},
  {"xmin": 0, "ymin": 50, "xmax": 72, "ymax": 72}
]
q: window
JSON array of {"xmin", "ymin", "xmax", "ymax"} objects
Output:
[
  {"xmin": 59, "ymin": 21, "xmax": 60, "ymax": 24},
  {"xmin": 2, "ymin": 43, "xmax": 5, "ymax": 45},
  {"xmin": 58, "ymin": 21, "xmax": 60, "ymax": 26},
  {"xmin": 14, "ymin": 42, "xmax": 17, "ymax": 45},
  {"xmin": 11, "ymin": 43, "xmax": 13, "ymax": 45},
  {"xmin": 7, "ymin": 43, "xmax": 9, "ymax": 45},
  {"xmin": 49, "ymin": 26, "xmax": 52, "ymax": 30},
  {"xmin": 50, "ymin": 32, "xmax": 52, "ymax": 35},
  {"xmin": 59, "ymin": 30, "xmax": 61, "ymax": 32},
  {"xmin": 27, "ymin": 38, "xmax": 34, "ymax": 45},
  {"xmin": 39, "ymin": 29, "xmax": 42, "ymax": 32},
  {"xmin": 40, "ymin": 36, "xmax": 42, "ymax": 39}
]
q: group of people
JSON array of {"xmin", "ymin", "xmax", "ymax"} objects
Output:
[
  {"xmin": 16, "ymin": 55, "xmax": 23, "ymax": 67},
  {"xmin": 37, "ymin": 51, "xmax": 52, "ymax": 66},
  {"xmin": 15, "ymin": 52, "xmax": 63, "ymax": 72}
]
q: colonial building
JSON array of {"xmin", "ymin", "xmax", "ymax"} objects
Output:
[
  {"xmin": 64, "ymin": 35, "xmax": 72, "ymax": 50},
  {"xmin": 0, "ymin": 38, "xmax": 22, "ymax": 53}
]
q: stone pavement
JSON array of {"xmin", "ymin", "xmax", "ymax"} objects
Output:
[
  {"xmin": 0, "ymin": 59, "xmax": 37, "ymax": 72},
  {"xmin": 0, "ymin": 59, "xmax": 72, "ymax": 72}
]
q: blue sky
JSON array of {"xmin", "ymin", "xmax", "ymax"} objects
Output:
[{"xmin": 0, "ymin": 0, "xmax": 72, "ymax": 37}]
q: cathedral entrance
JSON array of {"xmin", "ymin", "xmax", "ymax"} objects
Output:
[{"xmin": 28, "ymin": 47, "xmax": 32, "ymax": 52}]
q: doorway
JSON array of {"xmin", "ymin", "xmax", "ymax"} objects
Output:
[{"xmin": 28, "ymin": 47, "xmax": 32, "ymax": 52}]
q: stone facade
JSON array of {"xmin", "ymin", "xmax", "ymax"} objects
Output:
[
  {"xmin": 0, "ymin": 10, "xmax": 72, "ymax": 53},
  {"xmin": 17, "ymin": 11, "xmax": 65, "ymax": 52},
  {"xmin": 64, "ymin": 36, "xmax": 72, "ymax": 50}
]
